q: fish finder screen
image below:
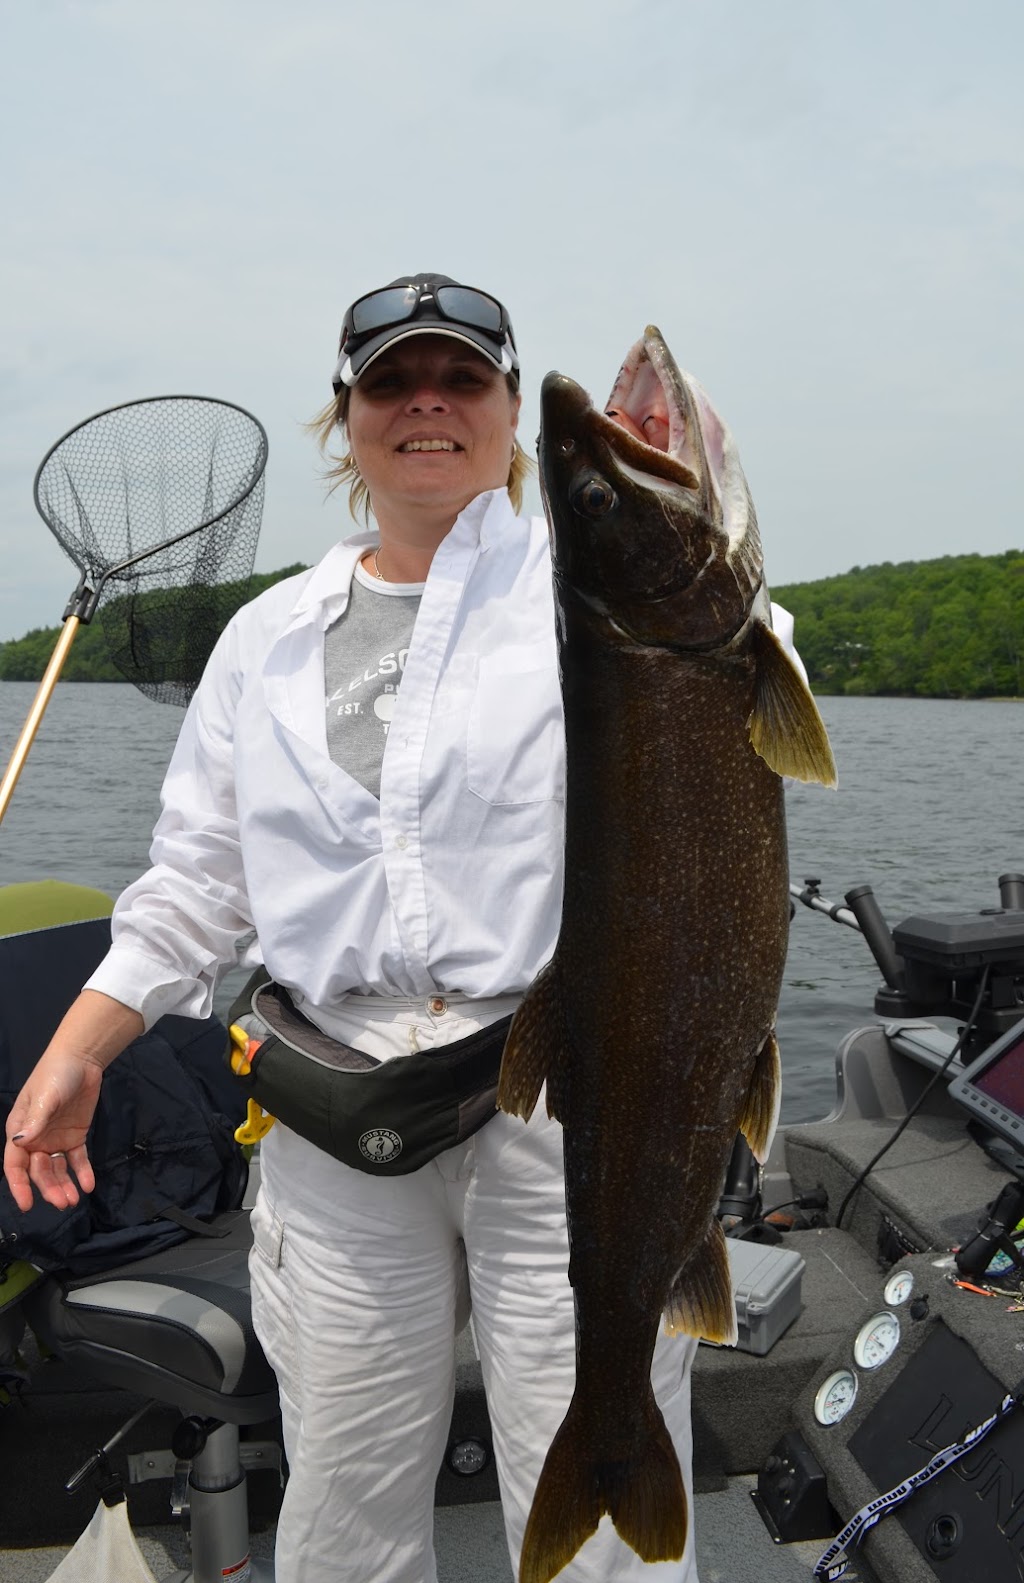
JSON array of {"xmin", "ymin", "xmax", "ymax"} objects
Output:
[
  {"xmin": 971, "ymin": 1035, "xmax": 1024, "ymax": 1113},
  {"xmin": 949, "ymin": 1017, "xmax": 1024, "ymax": 1148}
]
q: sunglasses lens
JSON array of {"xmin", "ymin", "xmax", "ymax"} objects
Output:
[
  {"xmin": 435, "ymin": 287, "xmax": 504, "ymax": 334},
  {"xmin": 349, "ymin": 287, "xmax": 420, "ymax": 335}
]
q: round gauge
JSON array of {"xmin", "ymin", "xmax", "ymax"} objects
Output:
[
  {"xmin": 814, "ymin": 1368, "xmax": 859, "ymax": 1425},
  {"xmin": 883, "ymin": 1270, "xmax": 915, "ymax": 1307},
  {"xmin": 854, "ymin": 1310, "xmax": 901, "ymax": 1369}
]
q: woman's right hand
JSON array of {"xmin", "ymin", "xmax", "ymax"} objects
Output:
[
  {"xmin": 3, "ymin": 988, "xmax": 144, "ymax": 1212},
  {"xmin": 3, "ymin": 1048, "xmax": 106, "ymax": 1211}
]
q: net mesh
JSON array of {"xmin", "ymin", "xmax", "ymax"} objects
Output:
[{"xmin": 34, "ymin": 395, "xmax": 268, "ymax": 707}]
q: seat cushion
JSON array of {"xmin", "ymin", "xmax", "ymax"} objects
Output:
[{"xmin": 24, "ymin": 1211, "xmax": 278, "ymax": 1424}]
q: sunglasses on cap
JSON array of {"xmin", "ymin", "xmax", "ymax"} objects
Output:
[{"xmin": 332, "ymin": 279, "xmax": 518, "ymax": 391}]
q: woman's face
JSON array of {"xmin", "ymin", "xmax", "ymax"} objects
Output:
[{"xmin": 346, "ymin": 335, "xmax": 521, "ymax": 527}]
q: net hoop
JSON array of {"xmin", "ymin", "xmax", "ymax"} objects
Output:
[{"xmin": 33, "ymin": 393, "xmax": 269, "ymax": 577}]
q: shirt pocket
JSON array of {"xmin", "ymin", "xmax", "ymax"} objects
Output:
[{"xmin": 467, "ymin": 643, "xmax": 565, "ymax": 805}]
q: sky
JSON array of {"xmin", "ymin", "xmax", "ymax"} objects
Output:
[{"xmin": 1, "ymin": 0, "xmax": 1022, "ymax": 642}]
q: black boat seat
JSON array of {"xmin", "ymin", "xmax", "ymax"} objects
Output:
[{"xmin": 24, "ymin": 1209, "xmax": 279, "ymax": 1426}]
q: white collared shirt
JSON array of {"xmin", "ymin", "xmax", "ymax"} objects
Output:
[
  {"xmin": 87, "ymin": 485, "xmax": 805, "ymax": 1031},
  {"xmin": 87, "ymin": 489, "xmax": 566, "ymax": 1027}
]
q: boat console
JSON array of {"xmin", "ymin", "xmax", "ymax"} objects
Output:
[{"xmin": 747, "ymin": 874, "xmax": 1024, "ymax": 1583}]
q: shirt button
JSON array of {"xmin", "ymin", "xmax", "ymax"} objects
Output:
[
  {"xmin": 427, "ymin": 996, "xmax": 447, "ymax": 1016},
  {"xmin": 395, "ymin": 834, "xmax": 408, "ymax": 850}
]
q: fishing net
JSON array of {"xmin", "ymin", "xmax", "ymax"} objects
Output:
[{"xmin": 33, "ymin": 395, "xmax": 268, "ymax": 707}]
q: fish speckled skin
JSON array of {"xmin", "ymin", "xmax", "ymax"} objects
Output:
[{"xmin": 498, "ymin": 329, "xmax": 835, "ymax": 1583}]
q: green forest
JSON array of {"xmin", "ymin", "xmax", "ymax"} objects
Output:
[
  {"xmin": 772, "ymin": 550, "xmax": 1024, "ymax": 698},
  {"xmin": 2, "ymin": 551, "xmax": 1023, "ymax": 698}
]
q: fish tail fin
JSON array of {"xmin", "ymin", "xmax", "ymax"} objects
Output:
[
  {"xmin": 749, "ymin": 620, "xmax": 838, "ymax": 786},
  {"xmin": 740, "ymin": 1028, "xmax": 782, "ymax": 1163},
  {"xmin": 605, "ymin": 1393, "xmax": 688, "ymax": 1565},
  {"xmin": 518, "ymin": 1390, "xmax": 687, "ymax": 1583},
  {"xmin": 665, "ymin": 1216, "xmax": 737, "ymax": 1344},
  {"xmin": 497, "ymin": 962, "xmax": 569, "ymax": 1123}
]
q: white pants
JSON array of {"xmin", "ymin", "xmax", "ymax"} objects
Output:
[{"xmin": 249, "ymin": 993, "xmax": 699, "ymax": 1583}]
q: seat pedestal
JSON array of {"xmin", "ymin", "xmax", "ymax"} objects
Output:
[{"xmin": 159, "ymin": 1420, "xmax": 275, "ymax": 1583}]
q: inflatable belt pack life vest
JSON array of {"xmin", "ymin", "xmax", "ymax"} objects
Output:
[{"xmin": 225, "ymin": 969, "xmax": 510, "ymax": 1175}]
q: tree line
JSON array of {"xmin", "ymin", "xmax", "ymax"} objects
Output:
[
  {"xmin": 773, "ymin": 550, "xmax": 1024, "ymax": 698},
  {"xmin": 3, "ymin": 551, "xmax": 1023, "ymax": 698},
  {"xmin": 0, "ymin": 566, "xmax": 307, "ymax": 684}
]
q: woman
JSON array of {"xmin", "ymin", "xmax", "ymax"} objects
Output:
[{"xmin": 4, "ymin": 273, "xmax": 700, "ymax": 1582}]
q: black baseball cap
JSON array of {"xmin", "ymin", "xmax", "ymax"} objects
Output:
[{"xmin": 332, "ymin": 273, "xmax": 519, "ymax": 392}]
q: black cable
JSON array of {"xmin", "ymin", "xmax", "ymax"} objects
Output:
[
  {"xmin": 834, "ymin": 964, "xmax": 992, "ymax": 1230},
  {"xmin": 756, "ymin": 1190, "xmax": 829, "ymax": 1221}
]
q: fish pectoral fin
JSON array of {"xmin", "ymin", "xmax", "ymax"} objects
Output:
[
  {"xmin": 665, "ymin": 1218, "xmax": 737, "ymax": 1346},
  {"xmin": 739, "ymin": 1029, "xmax": 782, "ymax": 1165},
  {"xmin": 748, "ymin": 621, "xmax": 838, "ymax": 787},
  {"xmin": 496, "ymin": 962, "xmax": 568, "ymax": 1123}
]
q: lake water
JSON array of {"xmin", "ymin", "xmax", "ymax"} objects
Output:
[{"xmin": 2, "ymin": 683, "xmax": 1022, "ymax": 1122}]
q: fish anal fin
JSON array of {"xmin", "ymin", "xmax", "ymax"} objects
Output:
[
  {"xmin": 518, "ymin": 1389, "xmax": 686, "ymax": 1583},
  {"xmin": 739, "ymin": 1029, "xmax": 782, "ymax": 1165},
  {"xmin": 665, "ymin": 1217, "xmax": 737, "ymax": 1346},
  {"xmin": 497, "ymin": 962, "xmax": 566, "ymax": 1124},
  {"xmin": 749, "ymin": 622, "xmax": 838, "ymax": 787}
]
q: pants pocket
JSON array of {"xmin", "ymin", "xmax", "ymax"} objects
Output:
[
  {"xmin": 248, "ymin": 1190, "xmax": 301, "ymax": 1413},
  {"xmin": 249, "ymin": 1190, "xmax": 284, "ymax": 1270}
]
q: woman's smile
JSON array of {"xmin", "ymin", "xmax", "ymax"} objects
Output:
[{"xmin": 346, "ymin": 334, "xmax": 520, "ymax": 532}]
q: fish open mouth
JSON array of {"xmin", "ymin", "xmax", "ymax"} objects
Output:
[
  {"xmin": 539, "ymin": 329, "xmax": 763, "ymax": 648},
  {"xmin": 597, "ymin": 326, "xmax": 709, "ymax": 495}
]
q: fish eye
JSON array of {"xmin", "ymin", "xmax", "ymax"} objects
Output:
[{"xmin": 571, "ymin": 473, "xmax": 617, "ymax": 519}]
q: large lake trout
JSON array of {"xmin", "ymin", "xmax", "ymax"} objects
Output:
[{"xmin": 497, "ymin": 328, "xmax": 836, "ymax": 1583}]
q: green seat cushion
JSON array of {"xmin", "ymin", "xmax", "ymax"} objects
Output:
[{"xmin": 0, "ymin": 881, "xmax": 114, "ymax": 939}]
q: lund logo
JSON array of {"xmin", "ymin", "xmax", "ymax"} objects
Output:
[
  {"xmin": 913, "ymin": 1394, "xmax": 1024, "ymax": 1548},
  {"xmin": 359, "ymin": 1128, "xmax": 403, "ymax": 1164}
]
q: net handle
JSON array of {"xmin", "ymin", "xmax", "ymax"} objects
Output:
[{"xmin": 0, "ymin": 617, "xmax": 82, "ymax": 825}]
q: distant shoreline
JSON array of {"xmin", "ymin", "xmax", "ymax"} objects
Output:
[
  {"xmin": 4, "ymin": 549, "xmax": 1023, "ymax": 701},
  {"xmin": 2, "ymin": 679, "xmax": 1022, "ymax": 704}
]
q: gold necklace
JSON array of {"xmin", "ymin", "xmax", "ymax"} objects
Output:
[{"xmin": 372, "ymin": 546, "xmax": 385, "ymax": 580}]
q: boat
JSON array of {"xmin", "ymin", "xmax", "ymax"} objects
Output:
[{"xmin": 4, "ymin": 871, "xmax": 1024, "ymax": 1583}]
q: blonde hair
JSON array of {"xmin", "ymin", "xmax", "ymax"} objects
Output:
[{"xmin": 308, "ymin": 378, "xmax": 533, "ymax": 522}]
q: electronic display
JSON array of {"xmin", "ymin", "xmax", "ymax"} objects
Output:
[{"xmin": 948, "ymin": 1014, "xmax": 1024, "ymax": 1151}]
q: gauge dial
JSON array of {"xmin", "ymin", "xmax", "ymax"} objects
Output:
[
  {"xmin": 854, "ymin": 1310, "xmax": 901, "ymax": 1369},
  {"xmin": 883, "ymin": 1270, "xmax": 914, "ymax": 1306},
  {"xmin": 814, "ymin": 1368, "xmax": 859, "ymax": 1425}
]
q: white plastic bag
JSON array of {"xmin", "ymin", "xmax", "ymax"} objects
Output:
[{"xmin": 46, "ymin": 1498, "xmax": 159, "ymax": 1582}]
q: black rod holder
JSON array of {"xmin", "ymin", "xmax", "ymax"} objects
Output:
[{"xmin": 845, "ymin": 884, "xmax": 902, "ymax": 990}]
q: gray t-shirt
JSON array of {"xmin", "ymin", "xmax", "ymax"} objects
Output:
[{"xmin": 323, "ymin": 561, "xmax": 424, "ymax": 799}]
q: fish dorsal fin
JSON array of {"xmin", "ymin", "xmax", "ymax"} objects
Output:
[
  {"xmin": 739, "ymin": 1029, "xmax": 781, "ymax": 1164},
  {"xmin": 496, "ymin": 962, "xmax": 569, "ymax": 1124},
  {"xmin": 665, "ymin": 1218, "xmax": 736, "ymax": 1345},
  {"xmin": 749, "ymin": 622, "xmax": 838, "ymax": 786}
]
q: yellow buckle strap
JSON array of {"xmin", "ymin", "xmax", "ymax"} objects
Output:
[{"xmin": 228, "ymin": 1023, "xmax": 276, "ymax": 1143}]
